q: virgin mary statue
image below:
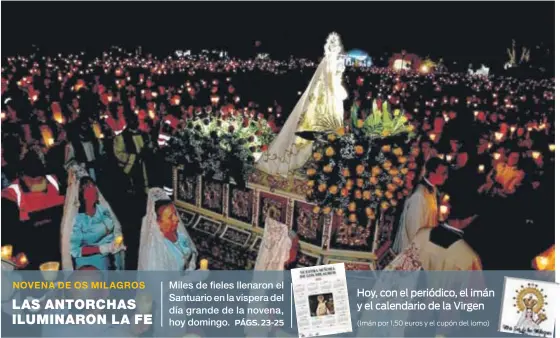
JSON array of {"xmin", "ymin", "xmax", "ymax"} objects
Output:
[{"xmin": 256, "ymin": 32, "xmax": 348, "ymax": 177}]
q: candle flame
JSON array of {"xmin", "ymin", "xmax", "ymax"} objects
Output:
[
  {"xmin": 549, "ymin": 144, "xmax": 555, "ymax": 152},
  {"xmin": 478, "ymin": 164, "xmax": 485, "ymax": 173},
  {"xmin": 532, "ymin": 151, "xmax": 541, "ymax": 160},
  {"xmin": 1, "ymin": 245, "xmax": 13, "ymax": 260}
]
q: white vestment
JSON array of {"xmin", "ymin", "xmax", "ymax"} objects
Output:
[
  {"xmin": 254, "ymin": 218, "xmax": 292, "ymax": 271},
  {"xmin": 255, "ymin": 33, "xmax": 347, "ymax": 177},
  {"xmin": 138, "ymin": 188, "xmax": 197, "ymax": 271},
  {"xmin": 61, "ymin": 164, "xmax": 125, "ymax": 270},
  {"xmin": 392, "ymin": 182, "xmax": 438, "ymax": 254}
]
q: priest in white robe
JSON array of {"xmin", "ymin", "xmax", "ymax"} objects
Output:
[{"xmin": 392, "ymin": 157, "xmax": 449, "ymax": 254}]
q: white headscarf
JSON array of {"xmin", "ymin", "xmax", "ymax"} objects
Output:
[
  {"xmin": 138, "ymin": 188, "xmax": 198, "ymax": 271},
  {"xmin": 60, "ymin": 164, "xmax": 124, "ymax": 270}
]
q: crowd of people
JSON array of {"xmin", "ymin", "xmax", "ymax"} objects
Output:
[{"xmin": 1, "ymin": 46, "xmax": 554, "ymax": 271}]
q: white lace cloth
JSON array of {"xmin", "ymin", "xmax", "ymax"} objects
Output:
[
  {"xmin": 255, "ymin": 32, "xmax": 347, "ymax": 177},
  {"xmin": 254, "ymin": 218, "xmax": 292, "ymax": 271},
  {"xmin": 138, "ymin": 188, "xmax": 197, "ymax": 270},
  {"xmin": 61, "ymin": 164, "xmax": 124, "ymax": 270}
]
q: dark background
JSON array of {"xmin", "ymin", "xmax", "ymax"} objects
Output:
[{"xmin": 2, "ymin": 1, "xmax": 555, "ymax": 68}]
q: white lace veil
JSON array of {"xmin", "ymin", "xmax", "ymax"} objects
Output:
[
  {"xmin": 255, "ymin": 32, "xmax": 347, "ymax": 177},
  {"xmin": 138, "ymin": 188, "xmax": 198, "ymax": 270},
  {"xmin": 61, "ymin": 164, "xmax": 125, "ymax": 270}
]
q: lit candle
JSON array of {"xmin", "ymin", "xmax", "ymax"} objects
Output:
[
  {"xmin": 478, "ymin": 164, "xmax": 485, "ymax": 173},
  {"xmin": 532, "ymin": 151, "xmax": 541, "ymax": 160},
  {"xmin": 493, "ymin": 153, "xmax": 501, "ymax": 161},
  {"xmin": 487, "ymin": 142, "xmax": 493, "ymax": 149},
  {"xmin": 429, "ymin": 133, "xmax": 436, "ymax": 141},
  {"xmin": 443, "ymin": 194, "xmax": 450, "ymax": 203},
  {"xmin": 549, "ymin": 144, "xmax": 555, "ymax": 152},
  {"xmin": 439, "ymin": 205, "xmax": 449, "ymax": 217},
  {"xmin": 114, "ymin": 235, "xmax": 124, "ymax": 246},
  {"xmin": 446, "ymin": 154, "xmax": 453, "ymax": 162},
  {"xmin": 1, "ymin": 245, "xmax": 13, "ymax": 260},
  {"xmin": 15, "ymin": 253, "xmax": 28, "ymax": 267},
  {"xmin": 92, "ymin": 123, "xmax": 103, "ymax": 139},
  {"xmin": 510, "ymin": 126, "xmax": 516, "ymax": 133},
  {"xmin": 494, "ymin": 132, "xmax": 504, "ymax": 141},
  {"xmin": 200, "ymin": 259, "xmax": 209, "ymax": 270}
]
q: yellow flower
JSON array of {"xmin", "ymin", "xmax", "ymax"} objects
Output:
[
  {"xmin": 382, "ymin": 161, "xmax": 392, "ymax": 170},
  {"xmin": 323, "ymin": 207, "xmax": 332, "ymax": 215},
  {"xmin": 335, "ymin": 127, "xmax": 345, "ymax": 136},
  {"xmin": 407, "ymin": 125, "xmax": 415, "ymax": 132},
  {"xmin": 307, "ymin": 180, "xmax": 315, "ymax": 187},
  {"xmin": 389, "ymin": 168, "xmax": 399, "ymax": 176},
  {"xmin": 356, "ymin": 164, "xmax": 365, "ymax": 175},
  {"xmin": 349, "ymin": 214, "xmax": 357, "ymax": 223},
  {"xmin": 393, "ymin": 177, "xmax": 403, "ymax": 185},
  {"xmin": 307, "ymin": 168, "xmax": 316, "ymax": 176},
  {"xmin": 356, "ymin": 179, "xmax": 364, "ymax": 187},
  {"xmin": 374, "ymin": 189, "xmax": 383, "ymax": 197},
  {"xmin": 387, "ymin": 184, "xmax": 397, "ymax": 192},
  {"xmin": 400, "ymin": 168, "xmax": 409, "ymax": 175},
  {"xmin": 356, "ymin": 119, "xmax": 364, "ymax": 128},
  {"xmin": 398, "ymin": 156, "xmax": 408, "ymax": 164},
  {"xmin": 313, "ymin": 152, "xmax": 322, "ymax": 161},
  {"xmin": 372, "ymin": 166, "xmax": 382, "ymax": 176},
  {"xmin": 318, "ymin": 184, "xmax": 327, "ymax": 192},
  {"xmin": 328, "ymin": 133, "xmax": 337, "ymax": 142},
  {"xmin": 323, "ymin": 165, "xmax": 333, "ymax": 173},
  {"xmin": 385, "ymin": 191, "xmax": 394, "ymax": 199},
  {"xmin": 381, "ymin": 145, "xmax": 391, "ymax": 153},
  {"xmin": 313, "ymin": 206, "xmax": 321, "ymax": 214},
  {"xmin": 329, "ymin": 185, "xmax": 338, "ymax": 194},
  {"xmin": 381, "ymin": 201, "xmax": 390, "ymax": 210},
  {"xmin": 369, "ymin": 176, "xmax": 379, "ymax": 185},
  {"xmin": 366, "ymin": 207, "xmax": 375, "ymax": 219},
  {"xmin": 348, "ymin": 202, "xmax": 357, "ymax": 212},
  {"xmin": 355, "ymin": 145, "xmax": 364, "ymax": 155},
  {"xmin": 392, "ymin": 148, "xmax": 403, "ymax": 156},
  {"xmin": 354, "ymin": 190, "xmax": 362, "ymax": 199},
  {"xmin": 381, "ymin": 130, "xmax": 391, "ymax": 137},
  {"xmin": 325, "ymin": 147, "xmax": 335, "ymax": 157},
  {"xmin": 363, "ymin": 190, "xmax": 372, "ymax": 200}
]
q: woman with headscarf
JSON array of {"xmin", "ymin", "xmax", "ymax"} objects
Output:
[
  {"xmin": 60, "ymin": 164, "xmax": 125, "ymax": 270},
  {"xmin": 137, "ymin": 188, "xmax": 197, "ymax": 270}
]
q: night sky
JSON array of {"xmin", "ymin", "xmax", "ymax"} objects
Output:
[{"xmin": 2, "ymin": 2, "xmax": 555, "ymax": 67}]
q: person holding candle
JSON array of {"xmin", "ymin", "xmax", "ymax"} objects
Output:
[
  {"xmin": 138, "ymin": 188, "xmax": 197, "ymax": 270},
  {"xmin": 1, "ymin": 148, "xmax": 65, "ymax": 269},
  {"xmin": 64, "ymin": 115, "xmax": 104, "ymax": 181},
  {"xmin": 61, "ymin": 166, "xmax": 125, "ymax": 270}
]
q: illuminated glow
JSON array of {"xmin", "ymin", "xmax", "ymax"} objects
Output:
[
  {"xmin": 1, "ymin": 245, "xmax": 13, "ymax": 260},
  {"xmin": 549, "ymin": 144, "xmax": 555, "ymax": 152},
  {"xmin": 429, "ymin": 133, "xmax": 436, "ymax": 141},
  {"xmin": 494, "ymin": 132, "xmax": 504, "ymax": 141},
  {"xmin": 478, "ymin": 164, "xmax": 485, "ymax": 173},
  {"xmin": 532, "ymin": 151, "xmax": 541, "ymax": 160},
  {"xmin": 493, "ymin": 153, "xmax": 501, "ymax": 161}
]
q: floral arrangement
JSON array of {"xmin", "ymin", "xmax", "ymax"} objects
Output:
[
  {"xmin": 165, "ymin": 115, "xmax": 275, "ymax": 186},
  {"xmin": 305, "ymin": 101, "xmax": 419, "ymax": 227}
]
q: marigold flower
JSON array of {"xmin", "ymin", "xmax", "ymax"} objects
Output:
[
  {"xmin": 349, "ymin": 214, "xmax": 357, "ymax": 223},
  {"xmin": 357, "ymin": 179, "xmax": 364, "ymax": 187},
  {"xmin": 328, "ymin": 133, "xmax": 337, "ymax": 142},
  {"xmin": 381, "ymin": 145, "xmax": 391, "ymax": 153},
  {"xmin": 335, "ymin": 127, "xmax": 345, "ymax": 136},
  {"xmin": 385, "ymin": 191, "xmax": 394, "ymax": 199},
  {"xmin": 387, "ymin": 184, "xmax": 397, "ymax": 192},
  {"xmin": 381, "ymin": 130, "xmax": 391, "ymax": 137},
  {"xmin": 325, "ymin": 147, "xmax": 335, "ymax": 157},
  {"xmin": 348, "ymin": 202, "xmax": 357, "ymax": 212},
  {"xmin": 318, "ymin": 184, "xmax": 327, "ymax": 192},
  {"xmin": 307, "ymin": 168, "xmax": 316, "ymax": 176},
  {"xmin": 336, "ymin": 209, "xmax": 344, "ymax": 216},
  {"xmin": 398, "ymin": 156, "xmax": 408, "ymax": 164},
  {"xmin": 356, "ymin": 119, "xmax": 364, "ymax": 128},
  {"xmin": 363, "ymin": 190, "xmax": 372, "ymax": 200},
  {"xmin": 369, "ymin": 176, "xmax": 379, "ymax": 184},
  {"xmin": 389, "ymin": 168, "xmax": 399, "ymax": 176},
  {"xmin": 329, "ymin": 185, "xmax": 338, "ymax": 194},
  {"xmin": 382, "ymin": 161, "xmax": 392, "ymax": 170},
  {"xmin": 354, "ymin": 190, "xmax": 362, "ymax": 199},
  {"xmin": 375, "ymin": 189, "xmax": 383, "ymax": 197},
  {"xmin": 307, "ymin": 180, "xmax": 314, "ymax": 187},
  {"xmin": 323, "ymin": 207, "xmax": 332, "ymax": 214},
  {"xmin": 356, "ymin": 164, "xmax": 365, "ymax": 175},
  {"xmin": 323, "ymin": 165, "xmax": 333, "ymax": 173},
  {"xmin": 366, "ymin": 207, "xmax": 375, "ymax": 219},
  {"xmin": 393, "ymin": 148, "xmax": 403, "ymax": 156},
  {"xmin": 313, "ymin": 152, "xmax": 322, "ymax": 161},
  {"xmin": 355, "ymin": 145, "xmax": 364, "ymax": 155},
  {"xmin": 400, "ymin": 168, "xmax": 409, "ymax": 175},
  {"xmin": 313, "ymin": 206, "xmax": 321, "ymax": 214},
  {"xmin": 381, "ymin": 201, "xmax": 390, "ymax": 210},
  {"xmin": 372, "ymin": 166, "xmax": 382, "ymax": 176},
  {"xmin": 343, "ymin": 168, "xmax": 351, "ymax": 177},
  {"xmin": 341, "ymin": 188, "xmax": 349, "ymax": 197}
]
